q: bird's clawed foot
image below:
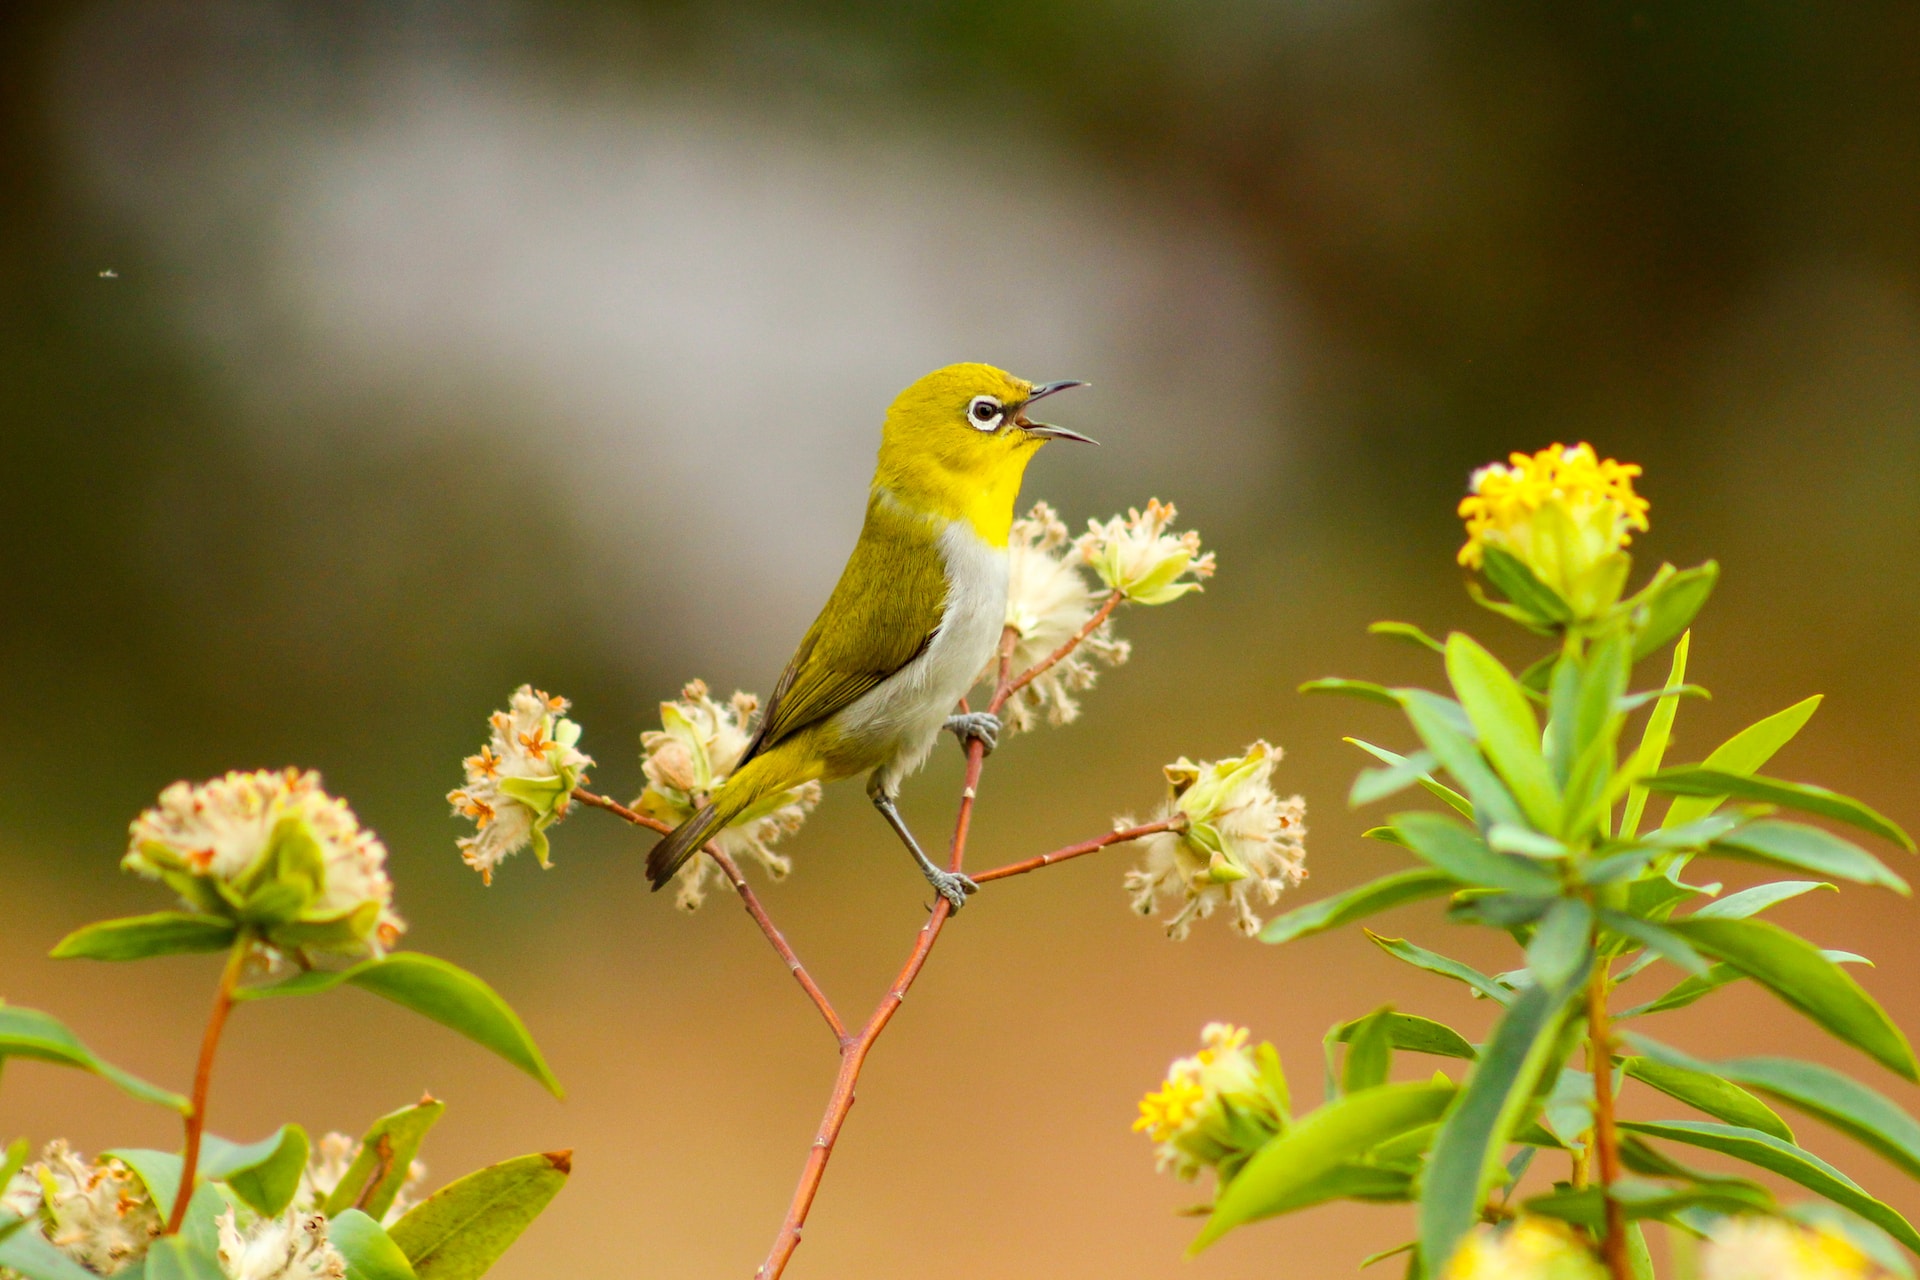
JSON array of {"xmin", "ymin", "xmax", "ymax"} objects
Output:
[
  {"xmin": 925, "ymin": 866, "xmax": 980, "ymax": 912},
  {"xmin": 945, "ymin": 711, "xmax": 1001, "ymax": 756}
]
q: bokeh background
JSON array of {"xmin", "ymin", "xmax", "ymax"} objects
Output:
[{"xmin": 4, "ymin": 2, "xmax": 1920, "ymax": 1276}]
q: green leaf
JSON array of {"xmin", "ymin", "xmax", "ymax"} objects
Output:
[
  {"xmin": 1526, "ymin": 900, "xmax": 1593, "ymax": 991},
  {"xmin": 1346, "ymin": 739, "xmax": 1474, "ymax": 818},
  {"xmin": 1708, "ymin": 1055, "xmax": 1920, "ymax": 1182},
  {"xmin": 1402, "ymin": 690, "xmax": 1527, "ymax": 830},
  {"xmin": 1191, "ymin": 1081, "xmax": 1455, "ymax": 1252},
  {"xmin": 1331, "ymin": 1012, "xmax": 1477, "ymax": 1061},
  {"xmin": 1692, "ymin": 880, "xmax": 1835, "ymax": 920},
  {"xmin": 0, "ymin": 1225, "xmax": 100, "ymax": 1280},
  {"xmin": 1445, "ymin": 634, "xmax": 1561, "ymax": 831},
  {"xmin": 1618, "ymin": 947, "xmax": 1865, "ymax": 1020},
  {"xmin": 330, "ymin": 1210, "xmax": 421, "ymax": 1280},
  {"xmin": 1366, "ymin": 932, "xmax": 1511, "ymax": 1004},
  {"xmin": 1260, "ymin": 869, "xmax": 1456, "ymax": 945},
  {"xmin": 1477, "ymin": 546, "xmax": 1573, "ymax": 626},
  {"xmin": 324, "ymin": 1097, "xmax": 449, "ymax": 1220},
  {"xmin": 201, "ymin": 1124, "xmax": 309, "ymax": 1217},
  {"xmin": 1419, "ymin": 966, "xmax": 1586, "ymax": 1271},
  {"xmin": 1709, "ymin": 820, "xmax": 1908, "ymax": 893},
  {"xmin": 0, "ymin": 1003, "xmax": 187, "ymax": 1111},
  {"xmin": 1351, "ymin": 750, "xmax": 1443, "ymax": 808},
  {"xmin": 1599, "ymin": 910, "xmax": 1711, "ymax": 978},
  {"xmin": 1668, "ymin": 917, "xmax": 1918, "ymax": 1080},
  {"xmin": 1620, "ymin": 1055, "xmax": 1793, "ymax": 1141},
  {"xmin": 1630, "ymin": 562, "xmax": 1718, "ymax": 661},
  {"xmin": 389, "ymin": 1151, "xmax": 571, "ymax": 1280},
  {"xmin": 143, "ymin": 1237, "xmax": 229, "ymax": 1280},
  {"xmin": 48, "ymin": 913, "xmax": 238, "ymax": 962},
  {"xmin": 1618, "ymin": 1119, "xmax": 1920, "ymax": 1252},
  {"xmin": 237, "ymin": 953, "xmax": 562, "ymax": 1097},
  {"xmin": 1342, "ymin": 1007, "xmax": 1397, "ymax": 1094},
  {"xmin": 1369, "ymin": 621, "xmax": 1446, "ymax": 653},
  {"xmin": 1620, "ymin": 633, "xmax": 1689, "ymax": 842},
  {"xmin": 1524, "ymin": 1177, "xmax": 1772, "ymax": 1231},
  {"xmin": 1656, "ymin": 689, "xmax": 1821, "ymax": 829},
  {"xmin": 1301, "ymin": 678, "xmax": 1401, "ymax": 708},
  {"xmin": 1390, "ymin": 812, "xmax": 1559, "ymax": 896}
]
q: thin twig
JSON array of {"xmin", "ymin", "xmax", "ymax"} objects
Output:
[
  {"xmin": 573, "ymin": 787, "xmax": 847, "ymax": 1045},
  {"xmin": 1587, "ymin": 960, "xmax": 1630, "ymax": 1280},
  {"xmin": 166, "ymin": 936, "xmax": 250, "ymax": 1234},
  {"xmin": 998, "ymin": 590, "xmax": 1122, "ymax": 704},
  {"xmin": 973, "ymin": 818, "xmax": 1182, "ymax": 883}
]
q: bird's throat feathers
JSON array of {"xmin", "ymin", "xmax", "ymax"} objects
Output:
[{"xmin": 870, "ymin": 451, "xmax": 1030, "ymax": 546}]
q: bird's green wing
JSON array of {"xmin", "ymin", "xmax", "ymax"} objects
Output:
[{"xmin": 739, "ymin": 498, "xmax": 951, "ymax": 764}]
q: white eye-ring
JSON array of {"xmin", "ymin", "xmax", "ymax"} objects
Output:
[{"xmin": 966, "ymin": 395, "xmax": 1004, "ymax": 431}]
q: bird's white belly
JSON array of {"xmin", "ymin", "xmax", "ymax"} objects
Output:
[{"xmin": 835, "ymin": 520, "xmax": 1008, "ymax": 794}]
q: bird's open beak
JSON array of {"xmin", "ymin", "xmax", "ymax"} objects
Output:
[{"xmin": 1018, "ymin": 380, "xmax": 1096, "ymax": 444}]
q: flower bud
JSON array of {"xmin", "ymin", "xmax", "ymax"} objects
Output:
[
  {"xmin": 1077, "ymin": 498, "xmax": 1215, "ymax": 605},
  {"xmin": 450, "ymin": 686, "xmax": 593, "ymax": 884},
  {"xmin": 996, "ymin": 502, "xmax": 1129, "ymax": 733},
  {"xmin": 1442, "ymin": 1217, "xmax": 1606, "ymax": 1280},
  {"xmin": 1457, "ymin": 443, "xmax": 1649, "ymax": 621},
  {"xmin": 1701, "ymin": 1216, "xmax": 1884, "ymax": 1280},
  {"xmin": 1124, "ymin": 742, "xmax": 1307, "ymax": 939},
  {"xmin": 217, "ymin": 1207, "xmax": 347, "ymax": 1280},
  {"xmin": 127, "ymin": 769, "xmax": 404, "ymax": 958},
  {"xmin": 1, "ymin": 1141, "xmax": 162, "ymax": 1274},
  {"xmin": 1134, "ymin": 1023, "xmax": 1290, "ymax": 1185},
  {"xmin": 637, "ymin": 680, "xmax": 818, "ymax": 910}
]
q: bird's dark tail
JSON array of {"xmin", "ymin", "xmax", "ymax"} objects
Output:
[{"xmin": 646, "ymin": 802, "xmax": 727, "ymax": 889}]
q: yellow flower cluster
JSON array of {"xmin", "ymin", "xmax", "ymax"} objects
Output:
[
  {"xmin": 1442, "ymin": 1217, "xmax": 1605, "ymax": 1280},
  {"xmin": 1702, "ymin": 1216, "xmax": 1883, "ymax": 1280},
  {"xmin": 1133, "ymin": 1022, "xmax": 1288, "ymax": 1183},
  {"xmin": 1457, "ymin": 443, "xmax": 1649, "ymax": 571}
]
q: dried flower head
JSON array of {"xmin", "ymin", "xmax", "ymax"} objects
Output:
[
  {"xmin": 1442, "ymin": 1217, "xmax": 1606, "ymax": 1280},
  {"xmin": 636, "ymin": 679, "xmax": 820, "ymax": 911},
  {"xmin": 1, "ymin": 1141, "xmax": 161, "ymax": 1274},
  {"xmin": 1134, "ymin": 1023, "xmax": 1289, "ymax": 1185},
  {"xmin": 1701, "ymin": 1216, "xmax": 1883, "ymax": 1280},
  {"xmin": 1457, "ymin": 443, "xmax": 1650, "ymax": 618},
  {"xmin": 126, "ymin": 769, "xmax": 404, "ymax": 959},
  {"xmin": 216, "ymin": 1208, "xmax": 346, "ymax": 1280},
  {"xmin": 995, "ymin": 502, "xmax": 1130, "ymax": 733},
  {"xmin": 1124, "ymin": 741, "xmax": 1307, "ymax": 939},
  {"xmin": 1077, "ymin": 498, "xmax": 1216, "ymax": 605},
  {"xmin": 297, "ymin": 1132, "xmax": 427, "ymax": 1226},
  {"xmin": 450, "ymin": 686, "xmax": 593, "ymax": 884}
]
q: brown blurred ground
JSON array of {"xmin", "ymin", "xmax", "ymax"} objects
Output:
[{"xmin": 4, "ymin": 3, "xmax": 1920, "ymax": 1277}]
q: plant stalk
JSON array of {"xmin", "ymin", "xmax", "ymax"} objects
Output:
[
  {"xmin": 1586, "ymin": 960, "xmax": 1630, "ymax": 1280},
  {"xmin": 165, "ymin": 934, "xmax": 251, "ymax": 1234}
]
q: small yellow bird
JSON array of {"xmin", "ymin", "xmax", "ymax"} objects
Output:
[{"xmin": 646, "ymin": 364, "xmax": 1092, "ymax": 908}]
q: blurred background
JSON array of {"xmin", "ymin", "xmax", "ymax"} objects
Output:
[{"xmin": 4, "ymin": 2, "xmax": 1919, "ymax": 1275}]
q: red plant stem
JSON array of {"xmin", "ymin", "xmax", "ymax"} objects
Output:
[
  {"xmin": 1587, "ymin": 963, "xmax": 1630, "ymax": 1280},
  {"xmin": 572, "ymin": 788, "xmax": 847, "ymax": 1045},
  {"xmin": 580, "ymin": 606, "xmax": 1142, "ymax": 1280},
  {"xmin": 165, "ymin": 937, "xmax": 250, "ymax": 1234},
  {"xmin": 972, "ymin": 818, "xmax": 1181, "ymax": 883}
]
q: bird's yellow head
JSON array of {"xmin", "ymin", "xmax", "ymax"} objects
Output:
[{"xmin": 872, "ymin": 362, "xmax": 1092, "ymax": 545}]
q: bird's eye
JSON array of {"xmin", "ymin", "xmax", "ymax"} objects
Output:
[{"xmin": 967, "ymin": 395, "xmax": 1004, "ymax": 431}]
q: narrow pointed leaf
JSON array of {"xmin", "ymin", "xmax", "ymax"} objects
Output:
[
  {"xmin": 388, "ymin": 1151, "xmax": 570, "ymax": 1279},
  {"xmin": 330, "ymin": 1210, "xmax": 421, "ymax": 1280},
  {"xmin": 1401, "ymin": 690, "xmax": 1527, "ymax": 829},
  {"xmin": 1599, "ymin": 910, "xmax": 1710, "ymax": 977},
  {"xmin": 236, "ymin": 953, "xmax": 562, "ymax": 1097},
  {"xmin": 1301, "ymin": 678, "xmax": 1401, "ymax": 708},
  {"xmin": 1630, "ymin": 562, "xmax": 1718, "ymax": 660},
  {"xmin": 1367, "ymin": 932, "xmax": 1511, "ymax": 1004},
  {"xmin": 1709, "ymin": 821, "xmax": 1907, "ymax": 893},
  {"xmin": 1668, "ymin": 917, "xmax": 1917, "ymax": 1080},
  {"xmin": 1347, "ymin": 739, "xmax": 1474, "ymax": 817},
  {"xmin": 1261, "ymin": 869, "xmax": 1456, "ymax": 945},
  {"xmin": 324, "ymin": 1097, "xmax": 448, "ymax": 1220},
  {"xmin": 1660, "ymin": 694, "xmax": 1820, "ymax": 830},
  {"xmin": 1620, "ymin": 1056, "xmax": 1793, "ymax": 1141},
  {"xmin": 1445, "ymin": 634, "xmax": 1561, "ymax": 831},
  {"xmin": 1331, "ymin": 1012, "xmax": 1477, "ymax": 1061},
  {"xmin": 49, "ymin": 913, "xmax": 238, "ymax": 963},
  {"xmin": 1526, "ymin": 900, "xmax": 1593, "ymax": 991},
  {"xmin": 1343, "ymin": 1008, "xmax": 1397, "ymax": 1094},
  {"xmin": 1192, "ymin": 1081, "xmax": 1455, "ymax": 1252},
  {"xmin": 1713, "ymin": 1055, "xmax": 1920, "ymax": 1182},
  {"xmin": 1391, "ymin": 812, "xmax": 1559, "ymax": 896},
  {"xmin": 1370, "ymin": 621, "xmax": 1446, "ymax": 653},
  {"xmin": 1419, "ymin": 969, "xmax": 1586, "ymax": 1271},
  {"xmin": 1619, "ymin": 1120, "xmax": 1920, "ymax": 1252},
  {"xmin": 0, "ymin": 1003, "xmax": 187, "ymax": 1111},
  {"xmin": 1655, "ymin": 771, "xmax": 1912, "ymax": 853}
]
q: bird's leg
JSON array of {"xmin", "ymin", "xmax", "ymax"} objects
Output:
[
  {"xmin": 870, "ymin": 785, "xmax": 978, "ymax": 911},
  {"xmin": 944, "ymin": 710, "xmax": 1001, "ymax": 757}
]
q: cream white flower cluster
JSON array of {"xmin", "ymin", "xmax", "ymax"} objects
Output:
[
  {"xmin": 1, "ymin": 1142, "xmax": 161, "ymax": 1275},
  {"xmin": 215, "ymin": 1209, "xmax": 345, "ymax": 1280},
  {"xmin": 125, "ymin": 768, "xmax": 404, "ymax": 959},
  {"xmin": 1133, "ymin": 1023, "xmax": 1289, "ymax": 1185},
  {"xmin": 297, "ymin": 1131, "xmax": 427, "ymax": 1225},
  {"xmin": 1700, "ymin": 1216, "xmax": 1884, "ymax": 1280},
  {"xmin": 637, "ymin": 680, "xmax": 821, "ymax": 911},
  {"xmin": 1077, "ymin": 498, "xmax": 1216, "ymax": 605},
  {"xmin": 1441, "ymin": 1217, "xmax": 1606, "ymax": 1280},
  {"xmin": 450, "ymin": 686, "xmax": 594, "ymax": 884},
  {"xmin": 996, "ymin": 502, "xmax": 1132, "ymax": 733},
  {"xmin": 1124, "ymin": 741, "xmax": 1307, "ymax": 939}
]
